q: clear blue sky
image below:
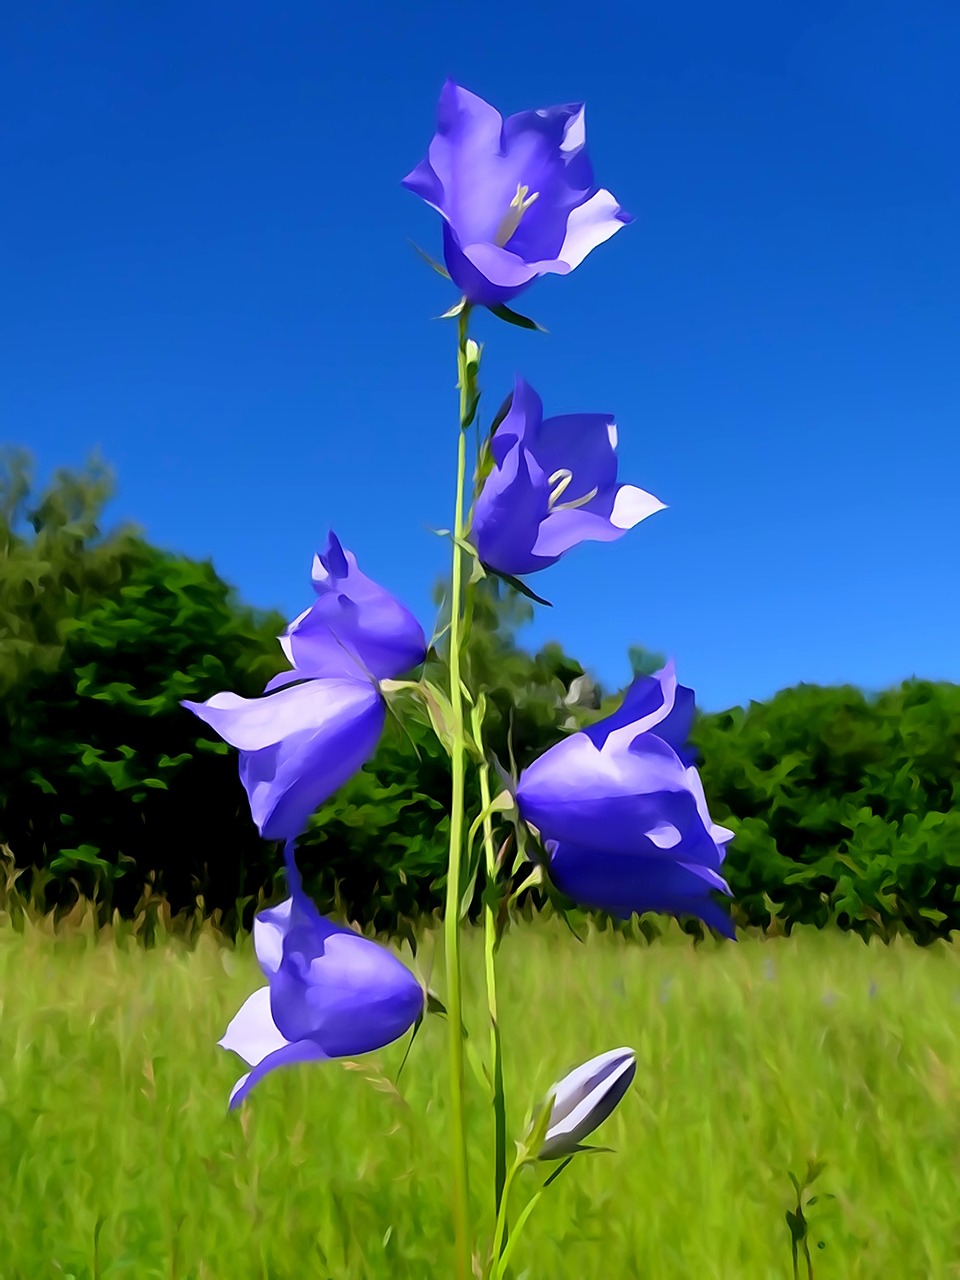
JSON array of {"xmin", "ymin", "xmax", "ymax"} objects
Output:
[{"xmin": 4, "ymin": 1, "xmax": 958, "ymax": 710}]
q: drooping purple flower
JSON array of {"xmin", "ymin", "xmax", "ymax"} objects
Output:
[
  {"xmin": 516, "ymin": 661, "xmax": 736, "ymax": 936},
  {"xmin": 536, "ymin": 1047, "xmax": 636, "ymax": 1159},
  {"xmin": 277, "ymin": 533, "xmax": 426, "ymax": 682},
  {"xmin": 183, "ymin": 677, "xmax": 385, "ymax": 841},
  {"xmin": 470, "ymin": 378, "xmax": 663, "ymax": 577},
  {"xmin": 183, "ymin": 540, "xmax": 426, "ymax": 842},
  {"xmin": 403, "ymin": 81, "xmax": 631, "ymax": 308},
  {"xmin": 220, "ymin": 876, "xmax": 424, "ymax": 1109}
]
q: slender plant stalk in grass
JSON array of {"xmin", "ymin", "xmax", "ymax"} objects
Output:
[
  {"xmin": 183, "ymin": 80, "xmax": 739, "ymax": 1276},
  {"xmin": 440, "ymin": 301, "xmax": 477, "ymax": 1275}
]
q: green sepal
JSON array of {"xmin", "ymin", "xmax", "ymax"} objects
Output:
[
  {"xmin": 522, "ymin": 1090, "xmax": 557, "ymax": 1163},
  {"xmin": 485, "ymin": 566, "xmax": 553, "ymax": 607},
  {"xmin": 437, "ymin": 297, "xmax": 467, "ymax": 319},
  {"xmin": 425, "ymin": 991, "xmax": 448, "ymax": 1017},
  {"xmin": 487, "ymin": 303, "xmax": 546, "ymax": 332},
  {"xmin": 409, "ymin": 240, "xmax": 450, "ymax": 279}
]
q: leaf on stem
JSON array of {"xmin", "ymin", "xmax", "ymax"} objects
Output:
[
  {"xmin": 419, "ymin": 679, "xmax": 456, "ymax": 754},
  {"xmin": 462, "ymin": 390, "xmax": 482, "ymax": 429}
]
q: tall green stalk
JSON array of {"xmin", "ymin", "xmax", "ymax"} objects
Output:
[
  {"xmin": 443, "ymin": 302, "xmax": 476, "ymax": 1280},
  {"xmin": 473, "ymin": 709, "xmax": 508, "ymax": 1219}
]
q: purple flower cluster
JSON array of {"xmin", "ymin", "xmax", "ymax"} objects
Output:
[{"xmin": 187, "ymin": 84, "xmax": 734, "ymax": 1141}]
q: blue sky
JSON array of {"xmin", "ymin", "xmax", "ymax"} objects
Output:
[{"xmin": 3, "ymin": 1, "xmax": 958, "ymax": 710}]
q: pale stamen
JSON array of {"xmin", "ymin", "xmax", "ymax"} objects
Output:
[{"xmin": 494, "ymin": 184, "xmax": 541, "ymax": 248}]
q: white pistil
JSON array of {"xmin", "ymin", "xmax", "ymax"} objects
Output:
[{"xmin": 494, "ymin": 183, "xmax": 541, "ymax": 248}]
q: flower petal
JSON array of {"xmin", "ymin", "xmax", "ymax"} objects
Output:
[
  {"xmin": 472, "ymin": 442, "xmax": 551, "ymax": 576},
  {"xmin": 557, "ymin": 188, "xmax": 632, "ymax": 270},
  {"xmin": 530, "ymin": 411, "xmax": 619, "ymax": 498},
  {"xmin": 226, "ymin": 1038, "xmax": 330, "ymax": 1111},
  {"xmin": 282, "ymin": 533, "xmax": 426, "ymax": 682},
  {"xmin": 183, "ymin": 677, "xmax": 376, "ymax": 752},
  {"xmin": 583, "ymin": 663, "xmax": 697, "ymax": 768},
  {"xmin": 548, "ymin": 843, "xmax": 735, "ymax": 937},
  {"xmin": 253, "ymin": 899, "xmax": 293, "ymax": 975},
  {"xmin": 460, "ymin": 240, "xmax": 560, "ymax": 290},
  {"xmin": 530, "ymin": 504, "xmax": 628, "ymax": 559},
  {"xmin": 518, "ymin": 729, "xmax": 707, "ymax": 857},
  {"xmin": 236, "ymin": 680, "xmax": 386, "ymax": 841},
  {"xmin": 219, "ymin": 985, "xmax": 290, "ymax": 1067},
  {"xmin": 269, "ymin": 928, "xmax": 424, "ymax": 1053},
  {"xmin": 609, "ymin": 484, "xmax": 667, "ymax": 530},
  {"xmin": 489, "ymin": 376, "xmax": 542, "ymax": 464}
]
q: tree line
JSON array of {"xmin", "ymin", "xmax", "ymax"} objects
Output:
[{"xmin": 2, "ymin": 451, "xmax": 957, "ymax": 942}]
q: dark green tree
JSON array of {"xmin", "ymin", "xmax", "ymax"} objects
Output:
[{"xmin": 0, "ymin": 449, "xmax": 286, "ymax": 927}]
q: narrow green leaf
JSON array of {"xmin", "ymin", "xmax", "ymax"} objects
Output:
[
  {"xmin": 542, "ymin": 1154, "xmax": 576, "ymax": 1188},
  {"xmin": 494, "ymin": 1188, "xmax": 544, "ymax": 1279}
]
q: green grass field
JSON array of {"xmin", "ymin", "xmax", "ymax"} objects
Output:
[{"xmin": 1, "ymin": 912, "xmax": 958, "ymax": 1279}]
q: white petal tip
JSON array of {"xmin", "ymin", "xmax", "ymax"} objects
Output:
[{"xmin": 609, "ymin": 486, "xmax": 667, "ymax": 530}]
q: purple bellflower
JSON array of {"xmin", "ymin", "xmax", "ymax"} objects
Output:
[
  {"xmin": 403, "ymin": 81, "xmax": 631, "ymax": 308},
  {"xmin": 220, "ymin": 869, "xmax": 424, "ymax": 1109},
  {"xmin": 183, "ymin": 537, "xmax": 426, "ymax": 842},
  {"xmin": 471, "ymin": 377, "xmax": 664, "ymax": 576},
  {"xmin": 537, "ymin": 1047, "xmax": 636, "ymax": 1160},
  {"xmin": 516, "ymin": 661, "xmax": 736, "ymax": 937}
]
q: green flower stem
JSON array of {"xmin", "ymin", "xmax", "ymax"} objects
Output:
[
  {"xmin": 444, "ymin": 302, "xmax": 476, "ymax": 1280},
  {"xmin": 471, "ymin": 702, "xmax": 508, "ymax": 1219}
]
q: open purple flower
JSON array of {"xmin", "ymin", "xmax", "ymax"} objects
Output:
[
  {"xmin": 403, "ymin": 81, "xmax": 631, "ymax": 308},
  {"xmin": 220, "ymin": 880, "xmax": 424, "ymax": 1109},
  {"xmin": 278, "ymin": 533, "xmax": 426, "ymax": 683},
  {"xmin": 516, "ymin": 661, "xmax": 735, "ymax": 936},
  {"xmin": 471, "ymin": 377, "xmax": 664, "ymax": 576},
  {"xmin": 537, "ymin": 1047, "xmax": 636, "ymax": 1159}
]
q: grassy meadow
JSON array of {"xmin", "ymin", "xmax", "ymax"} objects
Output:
[{"xmin": 1, "ymin": 909, "xmax": 958, "ymax": 1279}]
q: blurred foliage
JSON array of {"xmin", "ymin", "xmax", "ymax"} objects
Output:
[
  {"xmin": 692, "ymin": 681, "xmax": 960, "ymax": 943},
  {"xmin": 0, "ymin": 448, "xmax": 287, "ymax": 931},
  {"xmin": 2, "ymin": 449, "xmax": 959, "ymax": 943}
]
